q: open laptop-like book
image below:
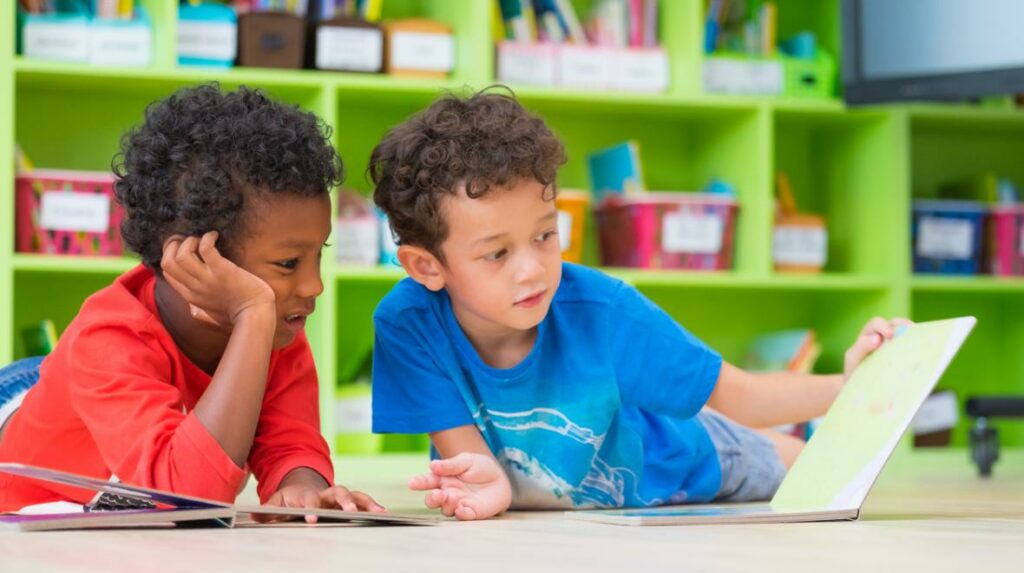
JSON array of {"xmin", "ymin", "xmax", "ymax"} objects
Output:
[
  {"xmin": 567, "ymin": 316, "xmax": 976, "ymax": 526},
  {"xmin": 0, "ymin": 463, "xmax": 438, "ymax": 531}
]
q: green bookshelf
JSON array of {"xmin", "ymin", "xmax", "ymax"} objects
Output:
[{"xmin": 3, "ymin": 1, "xmax": 1023, "ymax": 459}]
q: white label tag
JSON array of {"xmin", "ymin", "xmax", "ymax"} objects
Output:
[
  {"xmin": 774, "ymin": 226, "xmax": 828, "ymax": 267},
  {"xmin": 390, "ymin": 32, "xmax": 454, "ymax": 72},
  {"xmin": 917, "ymin": 217, "xmax": 974, "ymax": 260},
  {"xmin": 90, "ymin": 24, "xmax": 152, "ymax": 67},
  {"xmin": 613, "ymin": 49, "xmax": 669, "ymax": 92},
  {"xmin": 703, "ymin": 58, "xmax": 783, "ymax": 94},
  {"xmin": 558, "ymin": 46, "xmax": 611, "ymax": 89},
  {"xmin": 1019, "ymin": 224, "xmax": 1024, "ymax": 257},
  {"xmin": 178, "ymin": 20, "xmax": 238, "ymax": 62},
  {"xmin": 40, "ymin": 192, "xmax": 110, "ymax": 233},
  {"xmin": 557, "ymin": 210, "xmax": 573, "ymax": 252},
  {"xmin": 497, "ymin": 44, "xmax": 556, "ymax": 86},
  {"xmin": 662, "ymin": 212, "xmax": 724, "ymax": 254},
  {"xmin": 335, "ymin": 394, "xmax": 373, "ymax": 433},
  {"xmin": 24, "ymin": 21, "xmax": 90, "ymax": 62},
  {"xmin": 316, "ymin": 27, "xmax": 383, "ymax": 71},
  {"xmin": 911, "ymin": 391, "xmax": 959, "ymax": 435},
  {"xmin": 335, "ymin": 218, "xmax": 380, "ymax": 265}
]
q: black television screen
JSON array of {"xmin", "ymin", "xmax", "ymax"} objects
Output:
[{"xmin": 842, "ymin": 0, "xmax": 1024, "ymax": 104}]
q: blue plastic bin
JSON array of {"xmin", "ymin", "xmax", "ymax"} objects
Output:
[{"xmin": 912, "ymin": 200, "xmax": 988, "ymax": 275}]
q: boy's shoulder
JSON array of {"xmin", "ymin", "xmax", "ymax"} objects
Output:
[
  {"xmin": 374, "ymin": 276, "xmax": 439, "ymax": 325},
  {"xmin": 71, "ymin": 265, "xmax": 163, "ymax": 336},
  {"xmin": 553, "ymin": 262, "xmax": 628, "ymax": 307}
]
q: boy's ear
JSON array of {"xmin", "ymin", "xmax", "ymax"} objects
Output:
[{"xmin": 397, "ymin": 245, "xmax": 446, "ymax": 292}]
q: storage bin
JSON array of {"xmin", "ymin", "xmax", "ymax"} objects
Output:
[
  {"xmin": 703, "ymin": 51, "xmax": 835, "ymax": 98},
  {"xmin": 383, "ymin": 19, "xmax": 453, "ymax": 79},
  {"xmin": 987, "ymin": 205, "xmax": 1024, "ymax": 276},
  {"xmin": 596, "ymin": 192, "xmax": 738, "ymax": 270},
  {"xmin": 912, "ymin": 200, "xmax": 987, "ymax": 275},
  {"xmin": 555, "ymin": 190, "xmax": 590, "ymax": 264},
  {"xmin": 20, "ymin": 8, "xmax": 152, "ymax": 67},
  {"xmin": 781, "ymin": 51, "xmax": 835, "ymax": 99},
  {"xmin": 238, "ymin": 12, "xmax": 306, "ymax": 69},
  {"xmin": 308, "ymin": 17, "xmax": 383, "ymax": 72},
  {"xmin": 774, "ymin": 213, "xmax": 827, "ymax": 272},
  {"xmin": 178, "ymin": 3, "xmax": 237, "ymax": 68},
  {"xmin": 15, "ymin": 170, "xmax": 124, "ymax": 256}
]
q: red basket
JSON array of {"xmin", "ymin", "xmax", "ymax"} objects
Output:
[{"xmin": 15, "ymin": 170, "xmax": 124, "ymax": 256}]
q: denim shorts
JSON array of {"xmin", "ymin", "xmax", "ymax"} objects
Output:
[
  {"xmin": 0, "ymin": 356, "xmax": 44, "ymax": 439},
  {"xmin": 696, "ymin": 409, "xmax": 787, "ymax": 503}
]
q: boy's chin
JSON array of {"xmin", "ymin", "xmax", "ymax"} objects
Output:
[{"xmin": 505, "ymin": 306, "xmax": 551, "ymax": 331}]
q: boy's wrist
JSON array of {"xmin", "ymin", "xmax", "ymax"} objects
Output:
[
  {"xmin": 279, "ymin": 466, "xmax": 330, "ymax": 492},
  {"xmin": 232, "ymin": 303, "xmax": 276, "ymax": 329}
]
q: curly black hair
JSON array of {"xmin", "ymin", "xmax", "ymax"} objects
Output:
[
  {"xmin": 368, "ymin": 87, "xmax": 566, "ymax": 259},
  {"xmin": 113, "ymin": 84, "xmax": 343, "ymax": 270}
]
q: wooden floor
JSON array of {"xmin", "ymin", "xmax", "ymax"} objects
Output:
[{"xmin": 2, "ymin": 449, "xmax": 1022, "ymax": 573}]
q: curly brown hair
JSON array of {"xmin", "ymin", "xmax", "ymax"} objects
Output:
[
  {"xmin": 113, "ymin": 84, "xmax": 343, "ymax": 270},
  {"xmin": 368, "ymin": 87, "xmax": 566, "ymax": 259}
]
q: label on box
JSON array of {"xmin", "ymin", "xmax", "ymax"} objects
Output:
[
  {"xmin": 917, "ymin": 217, "xmax": 974, "ymax": 260},
  {"xmin": 40, "ymin": 192, "xmax": 110, "ymax": 233},
  {"xmin": 558, "ymin": 210, "xmax": 572, "ymax": 252},
  {"xmin": 613, "ymin": 49, "xmax": 669, "ymax": 92},
  {"xmin": 559, "ymin": 46, "xmax": 611, "ymax": 89},
  {"xmin": 911, "ymin": 391, "xmax": 959, "ymax": 435},
  {"xmin": 662, "ymin": 212, "xmax": 723, "ymax": 254},
  {"xmin": 703, "ymin": 58, "xmax": 783, "ymax": 94},
  {"xmin": 774, "ymin": 226, "xmax": 827, "ymax": 267},
  {"xmin": 497, "ymin": 44, "xmax": 556, "ymax": 86},
  {"xmin": 178, "ymin": 20, "xmax": 238, "ymax": 62},
  {"xmin": 390, "ymin": 32, "xmax": 454, "ymax": 72},
  {"xmin": 90, "ymin": 24, "xmax": 152, "ymax": 67},
  {"xmin": 335, "ymin": 393, "xmax": 373, "ymax": 433},
  {"xmin": 335, "ymin": 217, "xmax": 380, "ymax": 265},
  {"xmin": 317, "ymin": 27, "xmax": 382, "ymax": 71},
  {"xmin": 24, "ymin": 21, "xmax": 90, "ymax": 62}
]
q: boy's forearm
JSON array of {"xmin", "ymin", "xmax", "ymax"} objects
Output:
[
  {"xmin": 744, "ymin": 371, "xmax": 844, "ymax": 427},
  {"xmin": 193, "ymin": 308, "xmax": 277, "ymax": 466},
  {"xmin": 708, "ymin": 363, "xmax": 844, "ymax": 428}
]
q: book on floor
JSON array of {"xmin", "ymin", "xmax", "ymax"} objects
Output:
[
  {"xmin": 0, "ymin": 463, "xmax": 438, "ymax": 531},
  {"xmin": 568, "ymin": 317, "xmax": 976, "ymax": 526}
]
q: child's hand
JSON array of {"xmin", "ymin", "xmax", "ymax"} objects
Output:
[
  {"xmin": 260, "ymin": 483, "xmax": 386, "ymax": 524},
  {"xmin": 161, "ymin": 231, "xmax": 276, "ymax": 327},
  {"xmin": 408, "ymin": 452, "xmax": 512, "ymax": 521},
  {"xmin": 843, "ymin": 316, "xmax": 913, "ymax": 382}
]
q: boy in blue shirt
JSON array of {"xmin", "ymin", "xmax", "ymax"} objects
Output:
[{"xmin": 368, "ymin": 89, "xmax": 906, "ymax": 521}]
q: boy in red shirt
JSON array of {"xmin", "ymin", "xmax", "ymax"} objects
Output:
[{"xmin": 0, "ymin": 85, "xmax": 383, "ymax": 517}]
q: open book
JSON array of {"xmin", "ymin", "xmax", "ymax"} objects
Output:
[
  {"xmin": 0, "ymin": 463, "xmax": 438, "ymax": 531},
  {"xmin": 568, "ymin": 317, "xmax": 976, "ymax": 526}
]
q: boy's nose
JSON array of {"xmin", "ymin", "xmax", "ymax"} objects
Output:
[
  {"xmin": 515, "ymin": 252, "xmax": 545, "ymax": 283},
  {"xmin": 297, "ymin": 269, "xmax": 325, "ymax": 299}
]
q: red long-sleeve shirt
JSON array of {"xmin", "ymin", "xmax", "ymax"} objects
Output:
[{"xmin": 0, "ymin": 265, "xmax": 334, "ymax": 511}]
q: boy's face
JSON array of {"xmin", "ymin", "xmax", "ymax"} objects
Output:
[
  {"xmin": 436, "ymin": 179, "xmax": 563, "ymax": 337},
  {"xmin": 233, "ymin": 194, "xmax": 332, "ymax": 348}
]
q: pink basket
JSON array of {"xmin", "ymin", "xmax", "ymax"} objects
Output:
[
  {"xmin": 596, "ymin": 192, "xmax": 738, "ymax": 270},
  {"xmin": 987, "ymin": 205, "xmax": 1024, "ymax": 276},
  {"xmin": 15, "ymin": 170, "xmax": 124, "ymax": 256}
]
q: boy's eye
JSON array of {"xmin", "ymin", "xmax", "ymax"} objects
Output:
[
  {"xmin": 484, "ymin": 249, "xmax": 508, "ymax": 262},
  {"xmin": 536, "ymin": 230, "xmax": 557, "ymax": 243},
  {"xmin": 277, "ymin": 259, "xmax": 299, "ymax": 270}
]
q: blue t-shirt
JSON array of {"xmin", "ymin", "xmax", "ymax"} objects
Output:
[{"xmin": 371, "ymin": 263, "xmax": 723, "ymax": 509}]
